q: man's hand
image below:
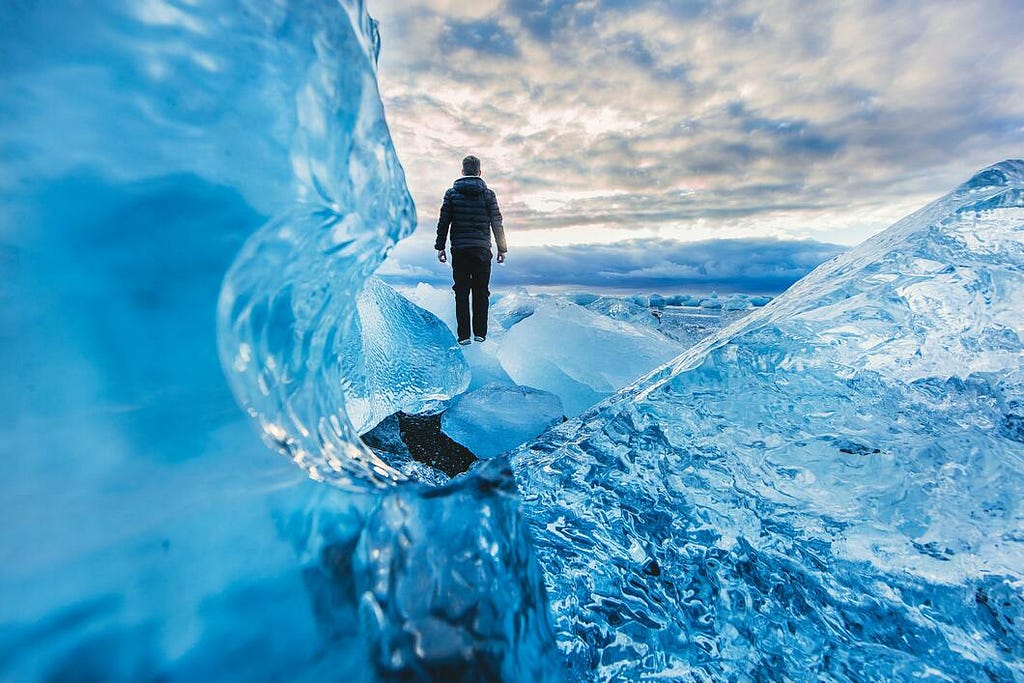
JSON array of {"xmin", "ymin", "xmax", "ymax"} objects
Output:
[
  {"xmin": 496, "ymin": 252, "xmax": 506, "ymax": 264},
  {"xmin": 437, "ymin": 249, "xmax": 447, "ymax": 263}
]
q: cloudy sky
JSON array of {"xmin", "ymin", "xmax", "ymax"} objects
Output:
[{"xmin": 369, "ymin": 0, "xmax": 1024, "ymax": 292}]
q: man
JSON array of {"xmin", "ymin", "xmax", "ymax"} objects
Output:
[{"xmin": 435, "ymin": 155, "xmax": 507, "ymax": 345}]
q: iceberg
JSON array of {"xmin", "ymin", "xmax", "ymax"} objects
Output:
[
  {"xmin": 441, "ymin": 383, "xmax": 565, "ymax": 459},
  {"xmin": 585, "ymin": 296, "xmax": 661, "ymax": 329},
  {"xmin": 510, "ymin": 160, "xmax": 1024, "ymax": 680}
]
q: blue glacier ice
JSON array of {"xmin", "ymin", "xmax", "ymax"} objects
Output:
[
  {"xmin": 5, "ymin": 0, "xmax": 1024, "ymax": 680},
  {"xmin": 401, "ymin": 283, "xmax": 688, "ymax": 415},
  {"xmin": 510, "ymin": 160, "xmax": 1024, "ymax": 680},
  {"xmin": 346, "ymin": 276, "xmax": 469, "ymax": 436},
  {"xmin": 497, "ymin": 297, "xmax": 685, "ymax": 416},
  {"xmin": 585, "ymin": 296, "xmax": 661, "ymax": 329},
  {"xmin": 2, "ymin": 0, "xmax": 557, "ymax": 679},
  {"xmin": 441, "ymin": 383, "xmax": 565, "ymax": 459}
]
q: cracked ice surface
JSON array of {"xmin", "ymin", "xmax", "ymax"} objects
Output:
[{"xmin": 511, "ymin": 161, "xmax": 1024, "ymax": 681}]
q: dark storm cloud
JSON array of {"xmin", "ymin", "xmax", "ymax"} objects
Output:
[{"xmin": 379, "ymin": 237, "xmax": 846, "ymax": 293}]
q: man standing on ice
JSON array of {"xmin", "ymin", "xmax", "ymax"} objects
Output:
[{"xmin": 435, "ymin": 154, "xmax": 507, "ymax": 345}]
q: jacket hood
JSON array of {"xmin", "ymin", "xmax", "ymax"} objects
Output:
[{"xmin": 453, "ymin": 175, "xmax": 487, "ymax": 196}]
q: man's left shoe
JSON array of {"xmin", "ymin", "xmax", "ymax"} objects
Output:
[
  {"xmin": 473, "ymin": 336, "xmax": 486, "ymax": 342},
  {"xmin": 458, "ymin": 338, "xmax": 471, "ymax": 346}
]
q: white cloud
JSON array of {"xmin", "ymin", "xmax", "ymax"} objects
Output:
[{"xmin": 370, "ymin": 0, "xmax": 1024, "ymax": 254}]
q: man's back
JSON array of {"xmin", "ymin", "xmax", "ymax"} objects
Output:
[
  {"xmin": 434, "ymin": 155, "xmax": 507, "ymax": 344},
  {"xmin": 435, "ymin": 176, "xmax": 507, "ymax": 254}
]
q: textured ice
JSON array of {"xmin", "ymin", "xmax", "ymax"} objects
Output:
[
  {"xmin": 441, "ymin": 383, "xmax": 565, "ymax": 459},
  {"xmin": 698, "ymin": 291, "xmax": 724, "ymax": 308},
  {"xmin": 498, "ymin": 298, "xmax": 685, "ymax": 416},
  {"xmin": 1, "ymin": 2, "xmax": 406, "ymax": 677},
  {"xmin": 355, "ymin": 460, "xmax": 564, "ymax": 681},
  {"xmin": 2, "ymin": 0, "xmax": 557, "ymax": 679},
  {"xmin": 511, "ymin": 160, "xmax": 1024, "ymax": 680},
  {"xmin": 344, "ymin": 277, "xmax": 469, "ymax": 435},
  {"xmin": 491, "ymin": 286, "xmax": 541, "ymax": 329},
  {"xmin": 214, "ymin": 37, "xmax": 474, "ymax": 488},
  {"xmin": 657, "ymin": 305, "xmax": 754, "ymax": 348},
  {"xmin": 8, "ymin": 0, "xmax": 1024, "ymax": 680}
]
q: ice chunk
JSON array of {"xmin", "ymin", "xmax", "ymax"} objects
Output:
[
  {"xmin": 511, "ymin": 160, "xmax": 1024, "ymax": 680},
  {"xmin": 664, "ymin": 293, "xmax": 699, "ymax": 306},
  {"xmin": 566, "ymin": 291, "xmax": 601, "ymax": 306},
  {"xmin": 698, "ymin": 290, "xmax": 723, "ymax": 308},
  {"xmin": 721, "ymin": 293, "xmax": 752, "ymax": 310},
  {"xmin": 355, "ymin": 460, "xmax": 564, "ymax": 680},
  {"xmin": 490, "ymin": 286, "xmax": 539, "ymax": 329},
  {"xmin": 585, "ymin": 295, "xmax": 661, "ymax": 328},
  {"xmin": 497, "ymin": 298, "xmax": 684, "ymax": 416},
  {"xmin": 441, "ymin": 383, "xmax": 564, "ymax": 458},
  {"xmin": 344, "ymin": 277, "xmax": 469, "ymax": 435},
  {"xmin": 2, "ymin": 0, "xmax": 416, "ymax": 677}
]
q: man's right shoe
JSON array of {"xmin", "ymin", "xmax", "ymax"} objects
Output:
[
  {"xmin": 458, "ymin": 338, "xmax": 472, "ymax": 346},
  {"xmin": 473, "ymin": 335, "xmax": 486, "ymax": 342}
]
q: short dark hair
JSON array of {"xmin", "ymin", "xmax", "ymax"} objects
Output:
[{"xmin": 462, "ymin": 155, "xmax": 481, "ymax": 176}]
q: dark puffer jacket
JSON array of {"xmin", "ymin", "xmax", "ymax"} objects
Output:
[{"xmin": 434, "ymin": 176, "xmax": 507, "ymax": 253}]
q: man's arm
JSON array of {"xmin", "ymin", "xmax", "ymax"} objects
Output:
[
  {"xmin": 435, "ymin": 190, "xmax": 452, "ymax": 253},
  {"xmin": 487, "ymin": 189, "xmax": 507, "ymax": 255}
]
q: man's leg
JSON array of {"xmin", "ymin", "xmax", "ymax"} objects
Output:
[
  {"xmin": 470, "ymin": 249, "xmax": 492, "ymax": 339},
  {"xmin": 451, "ymin": 249, "xmax": 472, "ymax": 341}
]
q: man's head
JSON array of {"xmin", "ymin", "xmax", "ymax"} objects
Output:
[{"xmin": 462, "ymin": 155, "xmax": 481, "ymax": 177}]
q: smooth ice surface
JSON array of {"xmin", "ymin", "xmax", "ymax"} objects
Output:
[
  {"xmin": 498, "ymin": 298, "xmax": 685, "ymax": 416},
  {"xmin": 441, "ymin": 383, "xmax": 565, "ymax": 459},
  {"xmin": 512, "ymin": 161, "xmax": 1024, "ymax": 680},
  {"xmin": 491, "ymin": 287, "xmax": 542, "ymax": 329},
  {"xmin": 401, "ymin": 284, "xmax": 688, "ymax": 413}
]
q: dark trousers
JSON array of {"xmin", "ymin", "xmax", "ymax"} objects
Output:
[{"xmin": 451, "ymin": 247, "xmax": 492, "ymax": 340}]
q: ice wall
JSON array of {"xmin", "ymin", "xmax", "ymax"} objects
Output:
[
  {"xmin": 0, "ymin": 0, "xmax": 511, "ymax": 679},
  {"xmin": 511, "ymin": 161, "xmax": 1024, "ymax": 680},
  {"xmin": 346, "ymin": 277, "xmax": 469, "ymax": 436}
]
